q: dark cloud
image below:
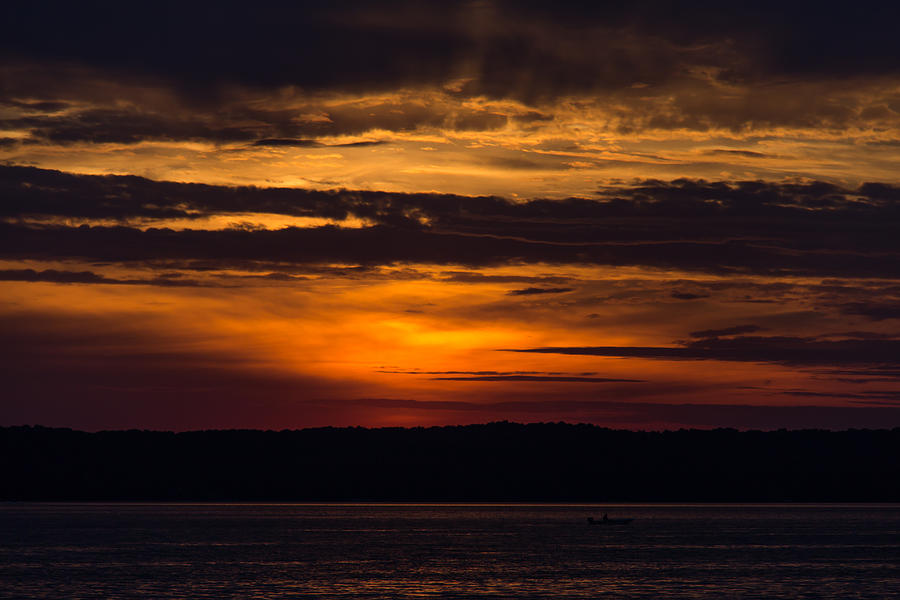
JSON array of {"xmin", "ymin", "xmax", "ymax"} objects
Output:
[
  {"xmin": 690, "ymin": 325, "xmax": 765, "ymax": 338},
  {"xmin": 507, "ymin": 336, "xmax": 900, "ymax": 369},
  {"xmin": 5, "ymin": 2, "xmax": 900, "ymax": 105},
  {"xmin": 849, "ymin": 400, "xmax": 900, "ymax": 407},
  {"xmin": 440, "ymin": 272, "xmax": 571, "ymax": 284},
  {"xmin": 2, "ymin": 98, "xmax": 504, "ymax": 145},
  {"xmin": 333, "ymin": 140, "xmax": 389, "ymax": 147},
  {"xmin": 252, "ymin": 138, "xmax": 323, "ymax": 148},
  {"xmin": 0, "ymin": 268, "xmax": 307, "ymax": 288},
  {"xmin": 6, "ymin": 218, "xmax": 900, "ymax": 279},
  {"xmin": 671, "ymin": 292, "xmax": 708, "ymax": 300},
  {"xmin": 0, "ymin": 165, "xmax": 355, "ymax": 221},
  {"xmin": 704, "ymin": 149, "xmax": 769, "ymax": 158},
  {"xmin": 378, "ymin": 370, "xmax": 609, "ymax": 377},
  {"xmin": 4, "ymin": 109, "xmax": 260, "ymax": 145},
  {"xmin": 429, "ymin": 375, "xmax": 644, "ymax": 383},
  {"xmin": 5, "ymin": 166, "xmax": 900, "ymax": 278},
  {"xmin": 782, "ymin": 390, "xmax": 900, "ymax": 402},
  {"xmin": 819, "ymin": 368, "xmax": 900, "ymax": 380},
  {"xmin": 0, "ymin": 268, "xmax": 111, "ymax": 284},
  {"xmin": 242, "ymin": 272, "xmax": 309, "ymax": 282},
  {"xmin": 817, "ymin": 331, "xmax": 900, "ymax": 340},
  {"xmin": 0, "ymin": 4, "xmax": 685, "ymax": 104},
  {"xmin": 507, "ymin": 287, "xmax": 573, "ymax": 296},
  {"xmin": 9, "ymin": 164, "xmax": 900, "ymax": 224},
  {"xmin": 839, "ymin": 302, "xmax": 900, "ymax": 321},
  {"xmin": 830, "ymin": 378, "xmax": 900, "ymax": 385},
  {"xmin": 2, "ymin": 99, "xmax": 70, "ymax": 112},
  {"xmin": 251, "ymin": 138, "xmax": 388, "ymax": 148}
]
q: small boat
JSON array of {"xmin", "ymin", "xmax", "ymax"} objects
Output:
[{"xmin": 587, "ymin": 516, "xmax": 633, "ymax": 525}]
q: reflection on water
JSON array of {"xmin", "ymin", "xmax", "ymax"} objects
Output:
[{"xmin": 1, "ymin": 504, "xmax": 899, "ymax": 599}]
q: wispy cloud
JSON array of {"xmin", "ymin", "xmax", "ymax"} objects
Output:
[{"xmin": 506, "ymin": 336, "xmax": 900, "ymax": 369}]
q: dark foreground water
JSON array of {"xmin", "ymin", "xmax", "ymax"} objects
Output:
[{"xmin": 1, "ymin": 504, "xmax": 899, "ymax": 599}]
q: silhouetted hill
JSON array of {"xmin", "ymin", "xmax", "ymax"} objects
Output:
[{"xmin": 2, "ymin": 423, "xmax": 899, "ymax": 501}]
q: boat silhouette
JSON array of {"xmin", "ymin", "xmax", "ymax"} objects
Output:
[{"xmin": 587, "ymin": 515, "xmax": 633, "ymax": 525}]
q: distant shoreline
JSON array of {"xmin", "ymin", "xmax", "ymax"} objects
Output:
[
  {"xmin": 4, "ymin": 501, "xmax": 900, "ymax": 506},
  {"xmin": 3, "ymin": 423, "xmax": 899, "ymax": 502}
]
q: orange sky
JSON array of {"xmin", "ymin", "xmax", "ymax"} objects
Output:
[{"xmin": 2, "ymin": 2, "xmax": 900, "ymax": 429}]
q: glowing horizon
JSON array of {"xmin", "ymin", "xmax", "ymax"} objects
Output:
[{"xmin": 3, "ymin": 2, "xmax": 900, "ymax": 430}]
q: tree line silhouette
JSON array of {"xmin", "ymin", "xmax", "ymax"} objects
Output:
[{"xmin": 2, "ymin": 423, "xmax": 898, "ymax": 501}]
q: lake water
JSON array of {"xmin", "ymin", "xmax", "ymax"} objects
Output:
[{"xmin": 1, "ymin": 503, "xmax": 898, "ymax": 598}]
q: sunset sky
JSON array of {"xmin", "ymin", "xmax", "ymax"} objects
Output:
[{"xmin": 3, "ymin": 1, "xmax": 900, "ymax": 430}]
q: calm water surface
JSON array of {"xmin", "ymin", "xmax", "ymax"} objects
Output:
[{"xmin": 1, "ymin": 503, "xmax": 898, "ymax": 598}]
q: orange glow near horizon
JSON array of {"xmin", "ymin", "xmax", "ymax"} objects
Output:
[
  {"xmin": 4, "ymin": 4, "xmax": 900, "ymax": 430},
  {"xmin": 2, "ymin": 252, "xmax": 887, "ymax": 429}
]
